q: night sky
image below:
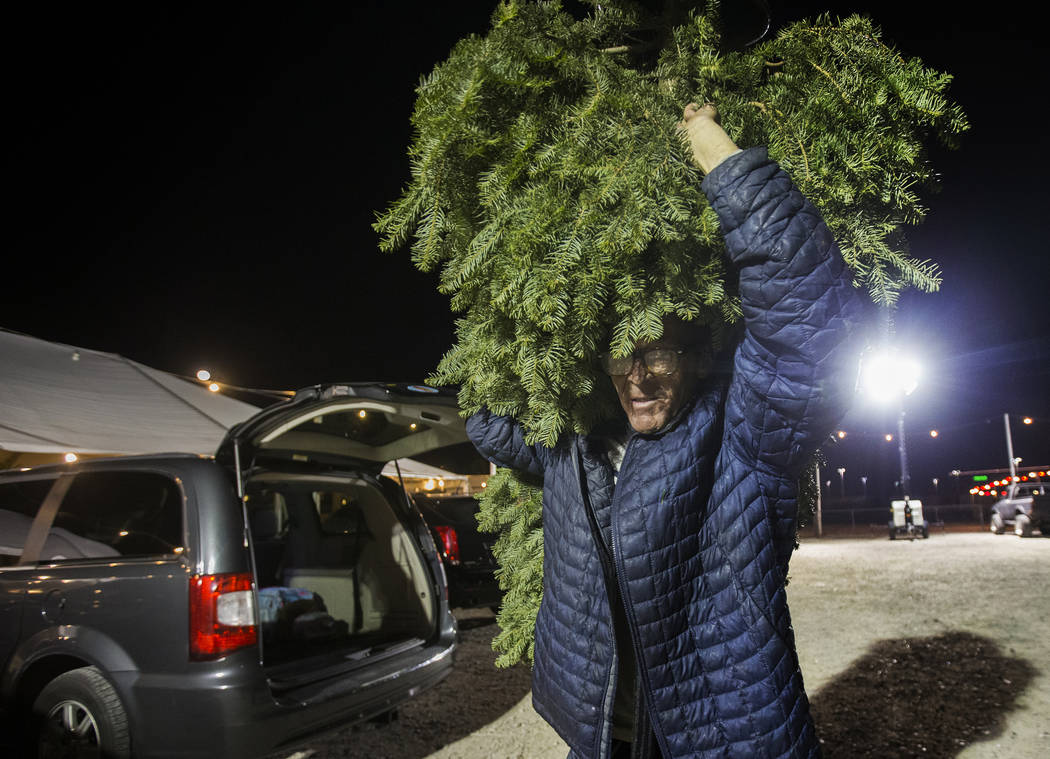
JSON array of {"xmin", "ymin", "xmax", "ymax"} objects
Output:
[{"xmin": 5, "ymin": 1, "xmax": 1048, "ymax": 499}]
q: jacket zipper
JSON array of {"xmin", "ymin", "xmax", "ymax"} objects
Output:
[
  {"xmin": 572, "ymin": 440, "xmax": 619, "ymax": 759},
  {"xmin": 610, "ymin": 438, "xmax": 671, "ymax": 759}
]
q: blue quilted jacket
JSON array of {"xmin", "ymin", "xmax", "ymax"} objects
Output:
[{"xmin": 467, "ymin": 148, "xmax": 866, "ymax": 759}]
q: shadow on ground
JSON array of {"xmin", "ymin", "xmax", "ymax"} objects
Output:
[
  {"xmin": 293, "ymin": 614, "xmax": 533, "ymax": 758},
  {"xmin": 810, "ymin": 631, "xmax": 1037, "ymax": 758}
]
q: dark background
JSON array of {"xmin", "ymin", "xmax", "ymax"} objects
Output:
[{"xmin": 4, "ymin": 1, "xmax": 1047, "ymax": 501}]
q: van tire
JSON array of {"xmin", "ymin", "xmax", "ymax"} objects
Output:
[
  {"xmin": 990, "ymin": 513, "xmax": 1005, "ymax": 534},
  {"xmin": 1014, "ymin": 514, "xmax": 1032, "ymax": 537},
  {"xmin": 33, "ymin": 666, "xmax": 130, "ymax": 759}
]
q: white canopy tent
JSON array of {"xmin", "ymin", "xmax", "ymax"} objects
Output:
[
  {"xmin": 380, "ymin": 459, "xmax": 468, "ymax": 482},
  {"xmin": 381, "ymin": 459, "xmax": 474, "ymax": 495},
  {"xmin": 0, "ymin": 329, "xmax": 261, "ymax": 461}
]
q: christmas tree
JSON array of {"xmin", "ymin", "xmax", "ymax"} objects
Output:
[{"xmin": 376, "ymin": 0, "xmax": 966, "ymax": 666}]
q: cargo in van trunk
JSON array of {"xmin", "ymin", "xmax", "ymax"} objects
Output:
[{"xmin": 246, "ymin": 472, "xmax": 435, "ymax": 667}]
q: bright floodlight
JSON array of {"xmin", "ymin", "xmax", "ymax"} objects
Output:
[
  {"xmin": 208, "ymin": 382, "xmax": 220, "ymax": 393},
  {"xmin": 196, "ymin": 369, "xmax": 212, "ymax": 381},
  {"xmin": 861, "ymin": 350, "xmax": 920, "ymax": 402}
]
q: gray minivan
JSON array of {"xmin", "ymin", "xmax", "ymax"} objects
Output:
[{"xmin": 0, "ymin": 383, "xmax": 465, "ymax": 758}]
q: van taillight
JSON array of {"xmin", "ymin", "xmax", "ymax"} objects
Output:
[
  {"xmin": 433, "ymin": 526, "xmax": 460, "ymax": 565},
  {"xmin": 189, "ymin": 573, "xmax": 257, "ymax": 660}
]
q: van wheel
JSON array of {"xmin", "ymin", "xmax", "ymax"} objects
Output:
[
  {"xmin": 990, "ymin": 513, "xmax": 1005, "ymax": 534},
  {"xmin": 33, "ymin": 666, "xmax": 130, "ymax": 759},
  {"xmin": 1014, "ymin": 514, "xmax": 1032, "ymax": 537}
]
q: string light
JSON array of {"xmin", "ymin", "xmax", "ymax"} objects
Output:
[{"xmin": 184, "ymin": 369, "xmax": 295, "ymax": 400}]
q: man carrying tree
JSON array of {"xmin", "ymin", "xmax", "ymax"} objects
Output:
[
  {"xmin": 378, "ymin": 4, "xmax": 963, "ymax": 757},
  {"xmin": 466, "ymin": 104, "xmax": 866, "ymax": 758}
]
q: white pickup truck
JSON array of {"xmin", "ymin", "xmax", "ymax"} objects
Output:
[{"xmin": 990, "ymin": 481, "xmax": 1049, "ymax": 537}]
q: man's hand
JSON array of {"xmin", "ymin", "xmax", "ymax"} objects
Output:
[{"xmin": 678, "ymin": 103, "xmax": 741, "ymax": 175}]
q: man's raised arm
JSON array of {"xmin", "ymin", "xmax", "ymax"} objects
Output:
[{"xmin": 683, "ymin": 104, "xmax": 867, "ymax": 477}]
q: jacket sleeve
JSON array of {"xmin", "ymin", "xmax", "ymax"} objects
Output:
[
  {"xmin": 466, "ymin": 407, "xmax": 550, "ymax": 479},
  {"xmin": 702, "ymin": 147, "xmax": 866, "ymax": 478}
]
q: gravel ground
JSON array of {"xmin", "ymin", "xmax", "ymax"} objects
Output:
[
  {"xmin": 789, "ymin": 528, "xmax": 1049, "ymax": 759},
  {"xmin": 284, "ymin": 529, "xmax": 1049, "ymax": 759}
]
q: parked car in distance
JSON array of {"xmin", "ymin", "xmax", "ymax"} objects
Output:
[
  {"xmin": 990, "ymin": 481, "xmax": 1050, "ymax": 537},
  {"xmin": 0, "ymin": 383, "xmax": 465, "ymax": 758},
  {"xmin": 413, "ymin": 494, "xmax": 502, "ymax": 611}
]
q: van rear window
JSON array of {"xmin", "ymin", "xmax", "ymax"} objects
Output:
[
  {"xmin": 0, "ymin": 478, "xmax": 58, "ymax": 566},
  {"xmin": 50, "ymin": 472, "xmax": 184, "ymax": 560}
]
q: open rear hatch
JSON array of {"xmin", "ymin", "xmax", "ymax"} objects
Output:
[{"xmin": 216, "ymin": 384, "xmax": 465, "ymax": 688}]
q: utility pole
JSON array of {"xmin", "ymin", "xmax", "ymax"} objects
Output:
[
  {"xmin": 897, "ymin": 407, "xmax": 911, "ymax": 497},
  {"xmin": 815, "ymin": 461, "xmax": 823, "ymax": 538},
  {"xmin": 1004, "ymin": 413, "xmax": 1016, "ymax": 481}
]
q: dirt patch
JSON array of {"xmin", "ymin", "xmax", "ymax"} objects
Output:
[
  {"xmin": 789, "ymin": 530, "xmax": 1050, "ymax": 759},
  {"xmin": 810, "ymin": 631, "xmax": 1037, "ymax": 758}
]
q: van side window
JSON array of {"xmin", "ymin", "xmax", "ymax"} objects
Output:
[
  {"xmin": 0, "ymin": 478, "xmax": 57, "ymax": 567},
  {"xmin": 50, "ymin": 472, "xmax": 184, "ymax": 560}
]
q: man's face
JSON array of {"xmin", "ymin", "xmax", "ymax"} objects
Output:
[{"xmin": 609, "ymin": 320, "xmax": 706, "ymax": 434}]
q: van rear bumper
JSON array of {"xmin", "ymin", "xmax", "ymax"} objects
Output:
[{"xmin": 115, "ymin": 639, "xmax": 455, "ymax": 759}]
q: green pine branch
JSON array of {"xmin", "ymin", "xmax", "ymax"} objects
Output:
[{"xmin": 374, "ymin": 0, "xmax": 967, "ymax": 666}]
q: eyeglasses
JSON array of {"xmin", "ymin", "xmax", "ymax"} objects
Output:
[{"xmin": 599, "ymin": 348, "xmax": 687, "ymax": 376}]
